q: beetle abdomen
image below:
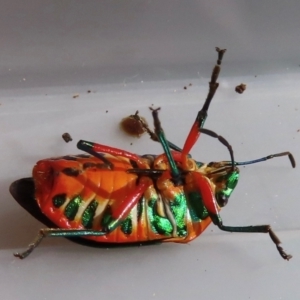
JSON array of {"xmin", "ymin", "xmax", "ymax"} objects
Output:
[{"xmin": 33, "ymin": 155, "xmax": 174, "ymax": 243}]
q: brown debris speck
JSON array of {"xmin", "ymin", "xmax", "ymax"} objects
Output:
[
  {"xmin": 120, "ymin": 111, "xmax": 148, "ymax": 138},
  {"xmin": 235, "ymin": 83, "xmax": 247, "ymax": 94},
  {"xmin": 62, "ymin": 133, "xmax": 73, "ymax": 143},
  {"xmin": 73, "ymin": 94, "xmax": 79, "ymax": 99}
]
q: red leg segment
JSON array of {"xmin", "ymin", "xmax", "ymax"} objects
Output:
[
  {"xmin": 78, "ymin": 140, "xmax": 149, "ymax": 168},
  {"xmin": 192, "ymin": 172, "xmax": 219, "ymax": 216}
]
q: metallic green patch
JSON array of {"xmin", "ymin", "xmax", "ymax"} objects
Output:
[
  {"xmin": 169, "ymin": 193, "xmax": 187, "ymax": 237},
  {"xmin": 121, "ymin": 217, "xmax": 132, "ymax": 235},
  {"xmin": 195, "ymin": 161, "xmax": 204, "ymax": 168},
  {"xmin": 101, "ymin": 206, "xmax": 113, "ymax": 228},
  {"xmin": 187, "ymin": 192, "xmax": 209, "ymax": 222},
  {"xmin": 148, "ymin": 199, "xmax": 173, "ymax": 235},
  {"xmin": 217, "ymin": 171, "xmax": 239, "ymax": 198},
  {"xmin": 148, "ymin": 193, "xmax": 187, "ymax": 237},
  {"xmin": 64, "ymin": 195, "xmax": 82, "ymax": 221},
  {"xmin": 81, "ymin": 200, "xmax": 98, "ymax": 229},
  {"xmin": 52, "ymin": 193, "xmax": 67, "ymax": 208}
]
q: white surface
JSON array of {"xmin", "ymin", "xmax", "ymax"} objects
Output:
[{"xmin": 1, "ymin": 1, "xmax": 300, "ymax": 300}]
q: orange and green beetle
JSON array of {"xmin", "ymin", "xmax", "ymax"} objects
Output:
[{"xmin": 11, "ymin": 48, "xmax": 295, "ymax": 260}]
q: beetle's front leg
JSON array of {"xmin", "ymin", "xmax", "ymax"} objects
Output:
[{"xmin": 182, "ymin": 47, "xmax": 226, "ymax": 161}]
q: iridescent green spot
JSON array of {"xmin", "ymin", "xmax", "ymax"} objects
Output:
[
  {"xmin": 195, "ymin": 161, "xmax": 204, "ymax": 168},
  {"xmin": 169, "ymin": 193, "xmax": 187, "ymax": 237},
  {"xmin": 216, "ymin": 171, "xmax": 239, "ymax": 198},
  {"xmin": 121, "ymin": 217, "xmax": 132, "ymax": 235},
  {"xmin": 52, "ymin": 194, "xmax": 67, "ymax": 208},
  {"xmin": 187, "ymin": 192, "xmax": 209, "ymax": 222},
  {"xmin": 64, "ymin": 195, "xmax": 82, "ymax": 220},
  {"xmin": 101, "ymin": 206, "xmax": 113, "ymax": 228},
  {"xmin": 81, "ymin": 200, "xmax": 98, "ymax": 229},
  {"xmin": 147, "ymin": 193, "xmax": 188, "ymax": 237}
]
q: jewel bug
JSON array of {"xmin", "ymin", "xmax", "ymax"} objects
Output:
[{"xmin": 10, "ymin": 47, "xmax": 295, "ymax": 260}]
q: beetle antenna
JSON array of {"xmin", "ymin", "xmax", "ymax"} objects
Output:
[
  {"xmin": 223, "ymin": 151, "xmax": 296, "ymax": 168},
  {"xmin": 199, "ymin": 128, "xmax": 235, "ymax": 171}
]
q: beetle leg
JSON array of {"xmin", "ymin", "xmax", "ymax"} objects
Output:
[
  {"xmin": 223, "ymin": 151, "xmax": 296, "ymax": 168},
  {"xmin": 150, "ymin": 108, "xmax": 182, "ymax": 186},
  {"xmin": 14, "ymin": 228, "xmax": 107, "ymax": 259},
  {"xmin": 13, "ymin": 180, "xmax": 151, "ymax": 259},
  {"xmin": 182, "ymin": 47, "xmax": 226, "ymax": 160},
  {"xmin": 133, "ymin": 111, "xmax": 184, "ymax": 152},
  {"xmin": 199, "ymin": 128, "xmax": 235, "ymax": 170},
  {"xmin": 213, "ymin": 220, "xmax": 292, "ymax": 261},
  {"xmin": 77, "ymin": 140, "xmax": 148, "ymax": 169},
  {"xmin": 191, "ymin": 172, "xmax": 292, "ymax": 261},
  {"xmin": 162, "ymin": 198, "xmax": 178, "ymax": 237},
  {"xmin": 103, "ymin": 178, "xmax": 152, "ymax": 232}
]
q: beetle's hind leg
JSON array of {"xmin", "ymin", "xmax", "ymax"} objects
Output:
[
  {"xmin": 14, "ymin": 230, "xmax": 45, "ymax": 259},
  {"xmin": 13, "ymin": 228, "xmax": 108, "ymax": 259},
  {"xmin": 214, "ymin": 221, "xmax": 292, "ymax": 261},
  {"xmin": 192, "ymin": 172, "xmax": 292, "ymax": 261},
  {"xmin": 14, "ymin": 179, "xmax": 152, "ymax": 259}
]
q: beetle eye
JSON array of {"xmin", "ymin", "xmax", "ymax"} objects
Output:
[{"xmin": 216, "ymin": 193, "xmax": 228, "ymax": 207}]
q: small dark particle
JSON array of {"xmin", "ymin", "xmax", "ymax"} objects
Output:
[
  {"xmin": 130, "ymin": 143, "xmax": 133, "ymax": 145},
  {"xmin": 62, "ymin": 132, "xmax": 73, "ymax": 143},
  {"xmin": 189, "ymin": 83, "xmax": 192, "ymax": 86},
  {"xmin": 255, "ymin": 75, "xmax": 257, "ymax": 78},
  {"xmin": 62, "ymin": 155, "xmax": 78, "ymax": 161},
  {"xmin": 297, "ymin": 129, "xmax": 300, "ymax": 132},
  {"xmin": 120, "ymin": 110, "xmax": 147, "ymax": 138},
  {"xmin": 83, "ymin": 162, "xmax": 109, "ymax": 170},
  {"xmin": 62, "ymin": 168, "xmax": 81, "ymax": 177},
  {"xmin": 73, "ymin": 94, "xmax": 79, "ymax": 99},
  {"xmin": 235, "ymin": 83, "xmax": 247, "ymax": 94},
  {"xmin": 183, "ymin": 86, "xmax": 187, "ymax": 90},
  {"xmin": 76, "ymin": 154, "xmax": 91, "ymax": 158},
  {"xmin": 87, "ymin": 90, "xmax": 91, "ymax": 93},
  {"xmin": 106, "ymin": 110, "xmax": 108, "ymax": 113}
]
